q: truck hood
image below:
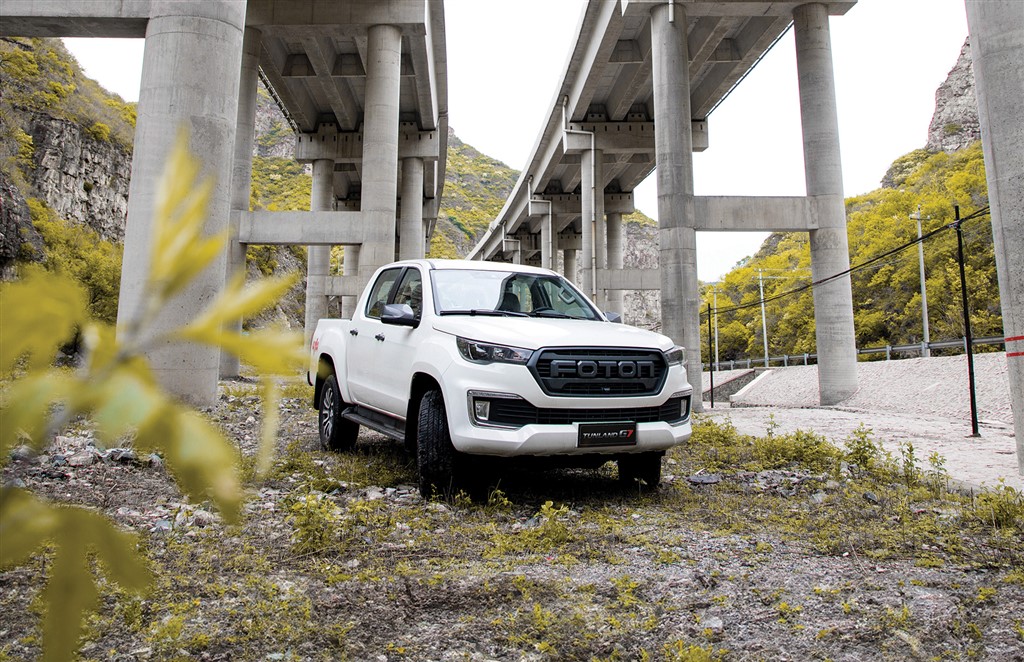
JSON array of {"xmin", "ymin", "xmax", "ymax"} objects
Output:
[{"xmin": 431, "ymin": 316, "xmax": 676, "ymax": 351}]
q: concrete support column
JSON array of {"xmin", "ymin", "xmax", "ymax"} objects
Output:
[
  {"xmin": 651, "ymin": 2, "xmax": 702, "ymax": 412},
  {"xmin": 540, "ymin": 213, "xmax": 553, "ymax": 271},
  {"xmin": 965, "ymin": 0, "xmax": 1024, "ymax": 472},
  {"xmin": 794, "ymin": 3, "xmax": 858, "ymax": 405},
  {"xmin": 220, "ymin": 25, "xmax": 261, "ymax": 379},
  {"xmin": 550, "ymin": 224, "xmax": 559, "ymax": 273},
  {"xmin": 399, "ymin": 157, "xmax": 424, "ymax": 260},
  {"xmin": 341, "ymin": 245, "xmax": 361, "ymax": 319},
  {"xmin": 606, "ymin": 211, "xmax": 624, "ymax": 316},
  {"xmin": 360, "ymin": 23, "xmax": 403, "ymax": 277},
  {"xmin": 580, "ymin": 149, "xmax": 596, "ymax": 300},
  {"xmin": 564, "ymin": 249, "xmax": 577, "ymax": 284},
  {"xmin": 594, "ymin": 149, "xmax": 607, "ymax": 309},
  {"xmin": 117, "ymin": 0, "xmax": 246, "ymax": 405},
  {"xmin": 305, "ymin": 158, "xmax": 335, "ymax": 344}
]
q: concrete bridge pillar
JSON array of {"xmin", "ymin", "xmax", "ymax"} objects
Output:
[
  {"xmin": 341, "ymin": 244, "xmax": 361, "ymax": 319},
  {"xmin": 221, "ymin": 25, "xmax": 262, "ymax": 379},
  {"xmin": 304, "ymin": 158, "xmax": 335, "ymax": 344},
  {"xmin": 606, "ymin": 211, "xmax": 624, "ymax": 316},
  {"xmin": 651, "ymin": 2, "xmax": 703, "ymax": 412},
  {"xmin": 594, "ymin": 152, "xmax": 608, "ymax": 310},
  {"xmin": 965, "ymin": 0, "xmax": 1024, "ymax": 472},
  {"xmin": 564, "ymin": 248, "xmax": 577, "ymax": 284},
  {"xmin": 794, "ymin": 3, "xmax": 858, "ymax": 405},
  {"xmin": 540, "ymin": 213, "xmax": 553, "ymax": 271},
  {"xmin": 117, "ymin": 0, "xmax": 246, "ymax": 405},
  {"xmin": 550, "ymin": 226, "xmax": 560, "ymax": 274},
  {"xmin": 580, "ymin": 149, "xmax": 596, "ymax": 300},
  {"xmin": 399, "ymin": 157, "xmax": 425, "ymax": 260},
  {"xmin": 359, "ymin": 23, "xmax": 403, "ymax": 277}
]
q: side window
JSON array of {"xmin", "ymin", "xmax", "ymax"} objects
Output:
[
  {"xmin": 365, "ymin": 268, "xmax": 403, "ymax": 319},
  {"xmin": 540, "ymin": 279, "xmax": 589, "ymax": 318},
  {"xmin": 393, "ymin": 269, "xmax": 423, "ymax": 319}
]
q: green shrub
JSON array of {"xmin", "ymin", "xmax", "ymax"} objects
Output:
[
  {"xmin": 27, "ymin": 198, "xmax": 122, "ymax": 324},
  {"xmin": 86, "ymin": 122, "xmax": 111, "ymax": 142}
]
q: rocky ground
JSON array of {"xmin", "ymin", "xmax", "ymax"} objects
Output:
[{"xmin": 2, "ymin": 375, "xmax": 1023, "ymax": 661}]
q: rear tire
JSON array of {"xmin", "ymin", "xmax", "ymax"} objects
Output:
[
  {"xmin": 618, "ymin": 452, "xmax": 663, "ymax": 491},
  {"xmin": 318, "ymin": 374, "xmax": 359, "ymax": 451},
  {"xmin": 417, "ymin": 389, "xmax": 459, "ymax": 499}
]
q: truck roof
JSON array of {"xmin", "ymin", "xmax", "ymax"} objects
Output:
[{"xmin": 393, "ymin": 259, "xmax": 557, "ymax": 277}]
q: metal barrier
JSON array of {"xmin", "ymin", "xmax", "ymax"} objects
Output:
[{"xmin": 709, "ymin": 336, "xmax": 1005, "ymax": 371}]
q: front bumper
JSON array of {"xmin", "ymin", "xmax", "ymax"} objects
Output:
[{"xmin": 439, "ymin": 358, "xmax": 692, "ymax": 458}]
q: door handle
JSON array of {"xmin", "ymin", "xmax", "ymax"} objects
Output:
[
  {"xmin": 349, "ymin": 329, "xmax": 359, "ymax": 336},
  {"xmin": 374, "ymin": 333, "xmax": 385, "ymax": 342}
]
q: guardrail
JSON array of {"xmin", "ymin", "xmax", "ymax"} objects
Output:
[{"xmin": 708, "ymin": 336, "xmax": 1006, "ymax": 371}]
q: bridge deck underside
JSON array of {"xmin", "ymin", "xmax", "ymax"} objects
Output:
[{"xmin": 475, "ymin": 0, "xmax": 854, "ymax": 262}]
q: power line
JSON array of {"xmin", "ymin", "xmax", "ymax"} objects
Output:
[{"xmin": 700, "ymin": 206, "xmax": 990, "ymax": 319}]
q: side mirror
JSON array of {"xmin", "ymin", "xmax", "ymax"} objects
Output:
[
  {"xmin": 604, "ymin": 311, "xmax": 623, "ymax": 324},
  {"xmin": 381, "ymin": 303, "xmax": 419, "ymax": 328}
]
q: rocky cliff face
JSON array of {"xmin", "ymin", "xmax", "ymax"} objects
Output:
[
  {"xmin": 926, "ymin": 38, "xmax": 980, "ymax": 153},
  {"xmin": 253, "ymin": 84, "xmax": 297, "ymax": 159},
  {"xmin": 0, "ymin": 169, "xmax": 39, "ymax": 276},
  {"xmin": 623, "ymin": 219, "xmax": 661, "ymax": 330},
  {"xmin": 26, "ymin": 113, "xmax": 132, "ymax": 243}
]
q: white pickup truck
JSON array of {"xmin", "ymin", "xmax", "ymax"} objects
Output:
[{"xmin": 308, "ymin": 259, "xmax": 692, "ymax": 497}]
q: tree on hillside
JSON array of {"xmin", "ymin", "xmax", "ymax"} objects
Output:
[{"xmin": 702, "ymin": 143, "xmax": 998, "ymax": 363}]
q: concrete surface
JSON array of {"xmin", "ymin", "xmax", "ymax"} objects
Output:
[{"xmin": 965, "ymin": 0, "xmax": 1024, "ymax": 472}]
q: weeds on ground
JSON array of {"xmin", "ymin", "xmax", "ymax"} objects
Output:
[
  {"xmin": 5, "ymin": 399, "xmax": 1022, "ymax": 659},
  {"xmin": 677, "ymin": 417, "xmax": 1023, "ymax": 567}
]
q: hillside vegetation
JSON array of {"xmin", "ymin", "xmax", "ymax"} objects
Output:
[
  {"xmin": 0, "ymin": 37, "xmax": 136, "ymax": 165},
  {"xmin": 429, "ymin": 130, "xmax": 519, "ymax": 258},
  {"xmin": 702, "ymin": 143, "xmax": 998, "ymax": 362}
]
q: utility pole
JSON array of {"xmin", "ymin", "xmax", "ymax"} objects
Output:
[
  {"xmin": 910, "ymin": 205, "xmax": 931, "ymax": 358},
  {"xmin": 953, "ymin": 206, "xmax": 980, "ymax": 437},
  {"xmin": 758, "ymin": 269, "xmax": 769, "ymax": 367},
  {"xmin": 707, "ymin": 303, "xmax": 715, "ymax": 409},
  {"xmin": 712, "ymin": 283, "xmax": 720, "ymax": 370}
]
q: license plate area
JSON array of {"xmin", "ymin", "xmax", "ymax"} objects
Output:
[{"xmin": 577, "ymin": 422, "xmax": 637, "ymax": 448}]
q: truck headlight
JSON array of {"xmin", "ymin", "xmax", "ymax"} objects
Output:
[
  {"xmin": 456, "ymin": 337, "xmax": 533, "ymax": 365},
  {"xmin": 663, "ymin": 346, "xmax": 686, "ymax": 367}
]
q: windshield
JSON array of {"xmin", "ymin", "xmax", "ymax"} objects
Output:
[{"xmin": 430, "ymin": 269, "xmax": 601, "ymax": 320}]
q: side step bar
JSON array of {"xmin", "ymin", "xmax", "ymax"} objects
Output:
[{"xmin": 342, "ymin": 406, "xmax": 406, "ymax": 443}]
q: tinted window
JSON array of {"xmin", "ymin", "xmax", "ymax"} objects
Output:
[
  {"xmin": 392, "ymin": 268, "xmax": 423, "ymax": 319},
  {"xmin": 365, "ymin": 268, "xmax": 403, "ymax": 318}
]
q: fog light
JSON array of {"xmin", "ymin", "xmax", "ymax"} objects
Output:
[
  {"xmin": 474, "ymin": 399, "xmax": 491, "ymax": 421},
  {"xmin": 671, "ymin": 392, "xmax": 692, "ymax": 423}
]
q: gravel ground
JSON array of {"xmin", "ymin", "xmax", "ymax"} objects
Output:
[
  {"xmin": 2, "ymin": 367, "xmax": 1022, "ymax": 660},
  {"xmin": 701, "ymin": 354, "xmax": 1022, "ymax": 491}
]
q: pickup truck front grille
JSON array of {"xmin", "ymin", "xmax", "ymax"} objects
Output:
[
  {"xmin": 485, "ymin": 396, "xmax": 689, "ymax": 427},
  {"xmin": 529, "ymin": 348, "xmax": 668, "ymax": 396}
]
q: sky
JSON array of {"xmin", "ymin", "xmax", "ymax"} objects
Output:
[{"xmin": 63, "ymin": 0, "xmax": 970, "ymax": 282}]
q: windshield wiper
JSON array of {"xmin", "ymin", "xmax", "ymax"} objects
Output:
[
  {"xmin": 528, "ymin": 310, "xmax": 584, "ymax": 319},
  {"xmin": 439, "ymin": 309, "xmax": 529, "ymax": 318}
]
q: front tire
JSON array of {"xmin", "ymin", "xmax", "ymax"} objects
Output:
[
  {"xmin": 318, "ymin": 374, "xmax": 359, "ymax": 451},
  {"xmin": 417, "ymin": 389, "xmax": 459, "ymax": 499},
  {"xmin": 618, "ymin": 452, "xmax": 663, "ymax": 491}
]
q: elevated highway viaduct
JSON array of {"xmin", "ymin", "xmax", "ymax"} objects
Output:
[{"xmin": 466, "ymin": 0, "xmax": 1023, "ymax": 470}]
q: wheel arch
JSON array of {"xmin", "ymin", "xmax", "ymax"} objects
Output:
[
  {"xmin": 313, "ymin": 354, "xmax": 336, "ymax": 408},
  {"xmin": 405, "ymin": 372, "xmax": 442, "ymax": 449}
]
